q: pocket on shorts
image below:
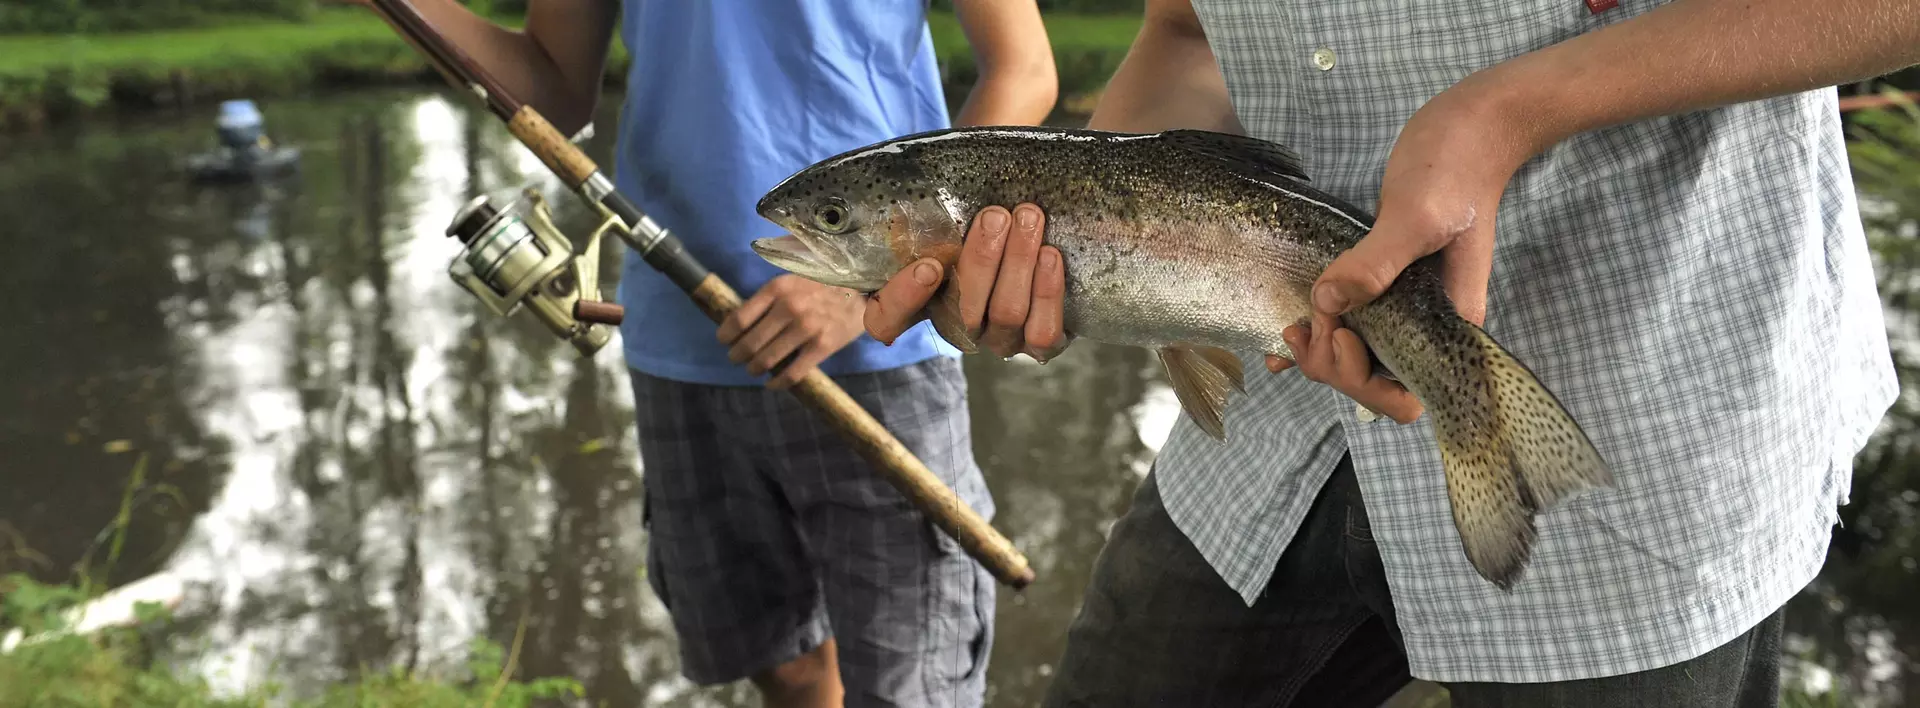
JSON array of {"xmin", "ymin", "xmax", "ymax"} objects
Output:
[
  {"xmin": 924, "ymin": 518, "xmax": 994, "ymax": 684},
  {"xmin": 964, "ymin": 561, "xmax": 992, "ymax": 681},
  {"xmin": 1343, "ymin": 505, "xmax": 1375, "ymax": 544}
]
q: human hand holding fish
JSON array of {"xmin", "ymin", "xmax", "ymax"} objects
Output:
[
  {"xmin": 1266, "ymin": 81, "xmax": 1533, "ymax": 426},
  {"xmin": 863, "ymin": 204, "xmax": 1072, "ymax": 363},
  {"xmin": 717, "ymin": 274, "xmax": 870, "ymax": 390},
  {"xmin": 749, "ymin": 115, "xmax": 1611, "ymax": 589}
]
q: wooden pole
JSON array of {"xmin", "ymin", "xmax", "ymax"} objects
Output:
[{"xmin": 360, "ymin": 0, "xmax": 1034, "ymax": 589}]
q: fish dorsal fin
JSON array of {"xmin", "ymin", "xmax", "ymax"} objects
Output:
[
  {"xmin": 1157, "ymin": 129, "xmax": 1311, "ymax": 183},
  {"xmin": 1157, "ymin": 344, "xmax": 1248, "ymax": 442},
  {"xmin": 1158, "ymin": 128, "xmax": 1381, "ymax": 230}
]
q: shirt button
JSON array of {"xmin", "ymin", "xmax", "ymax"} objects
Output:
[
  {"xmin": 1354, "ymin": 401, "xmax": 1381, "ymax": 423},
  {"xmin": 1312, "ymin": 47, "xmax": 1336, "ymax": 71}
]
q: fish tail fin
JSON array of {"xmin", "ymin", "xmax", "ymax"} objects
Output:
[
  {"xmin": 1421, "ymin": 319, "xmax": 1612, "ymax": 590},
  {"xmin": 1466, "ymin": 322, "xmax": 1614, "ymax": 511},
  {"xmin": 1158, "ymin": 344, "xmax": 1247, "ymax": 441}
]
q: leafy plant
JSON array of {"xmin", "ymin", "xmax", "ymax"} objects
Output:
[
  {"xmin": 0, "ymin": 454, "xmax": 585, "ymax": 707},
  {"xmin": 1, "ymin": 571, "xmax": 583, "ymax": 708},
  {"xmin": 1777, "ymin": 87, "xmax": 1920, "ymax": 708}
]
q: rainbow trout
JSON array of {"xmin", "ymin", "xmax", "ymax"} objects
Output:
[{"xmin": 749, "ymin": 126, "xmax": 1612, "ymax": 590}]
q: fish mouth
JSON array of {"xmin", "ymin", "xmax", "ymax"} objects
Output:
[
  {"xmin": 750, "ymin": 233, "xmax": 835, "ymax": 273},
  {"xmin": 749, "ymin": 233, "xmax": 884, "ymax": 292},
  {"xmin": 752, "ymin": 206, "xmax": 894, "ymax": 291},
  {"xmin": 752, "ymin": 207, "xmax": 845, "ymax": 276}
]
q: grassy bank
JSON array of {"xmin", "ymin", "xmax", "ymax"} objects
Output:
[
  {"xmin": 0, "ymin": 454, "xmax": 586, "ymax": 707},
  {"xmin": 0, "ymin": 8, "xmax": 1138, "ymax": 130},
  {"xmin": 1, "ymin": 573, "xmax": 583, "ymax": 707}
]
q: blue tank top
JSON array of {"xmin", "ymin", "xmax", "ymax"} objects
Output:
[{"xmin": 611, "ymin": 0, "xmax": 961, "ymax": 386}]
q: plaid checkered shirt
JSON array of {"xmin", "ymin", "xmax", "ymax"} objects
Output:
[{"xmin": 1150, "ymin": 0, "xmax": 1901, "ymax": 683}]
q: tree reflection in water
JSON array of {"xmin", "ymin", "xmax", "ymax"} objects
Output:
[{"xmin": 0, "ymin": 88, "xmax": 1912, "ymax": 707}]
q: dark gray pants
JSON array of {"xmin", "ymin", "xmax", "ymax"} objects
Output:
[
  {"xmin": 630, "ymin": 356, "xmax": 996, "ymax": 708},
  {"xmin": 1043, "ymin": 456, "xmax": 1786, "ymax": 707}
]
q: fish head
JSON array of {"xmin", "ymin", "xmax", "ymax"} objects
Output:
[{"xmin": 753, "ymin": 141, "xmax": 966, "ymax": 293}]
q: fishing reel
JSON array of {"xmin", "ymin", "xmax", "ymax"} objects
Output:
[{"xmin": 443, "ymin": 186, "xmax": 626, "ymax": 357}]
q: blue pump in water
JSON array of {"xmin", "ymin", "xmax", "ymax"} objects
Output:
[
  {"xmin": 215, "ymin": 99, "xmax": 267, "ymax": 151},
  {"xmin": 187, "ymin": 98, "xmax": 301, "ymax": 183}
]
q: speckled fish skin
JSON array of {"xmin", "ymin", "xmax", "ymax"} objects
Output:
[{"xmin": 750, "ymin": 125, "xmax": 1614, "ymax": 590}]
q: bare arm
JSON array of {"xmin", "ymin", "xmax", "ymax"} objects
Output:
[
  {"xmin": 365, "ymin": 0, "xmax": 618, "ymax": 136},
  {"xmin": 1490, "ymin": 0, "xmax": 1920, "ymax": 160},
  {"xmin": 1313, "ymin": 0, "xmax": 1920, "ymax": 322},
  {"xmin": 949, "ymin": 0, "xmax": 1059, "ymax": 127},
  {"xmin": 1288, "ymin": 0, "xmax": 1920, "ymax": 423},
  {"xmin": 1086, "ymin": 0, "xmax": 1240, "ymax": 134}
]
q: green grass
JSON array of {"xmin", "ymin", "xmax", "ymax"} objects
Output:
[
  {"xmin": 928, "ymin": 11, "xmax": 1142, "ymax": 60},
  {"xmin": 0, "ymin": 8, "xmax": 447, "ymax": 124},
  {"xmin": 0, "ymin": 7, "xmax": 1140, "ymax": 127},
  {"xmin": 0, "ymin": 454, "xmax": 585, "ymax": 707},
  {"xmin": 0, "ymin": 8, "xmax": 1140, "ymax": 76},
  {"xmin": 0, "ymin": 572, "xmax": 586, "ymax": 708},
  {"xmin": 0, "ymin": 10, "xmax": 396, "ymax": 78},
  {"xmin": 929, "ymin": 11, "xmax": 1139, "ymax": 112}
]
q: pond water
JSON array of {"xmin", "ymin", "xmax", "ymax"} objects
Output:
[
  {"xmin": 0, "ymin": 87, "xmax": 1182, "ymax": 706},
  {"xmin": 0, "ymin": 86, "xmax": 1910, "ymax": 707}
]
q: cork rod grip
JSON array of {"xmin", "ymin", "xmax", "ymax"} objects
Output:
[
  {"xmin": 507, "ymin": 106, "xmax": 598, "ymax": 187},
  {"xmin": 356, "ymin": 0, "xmax": 1035, "ymax": 588},
  {"xmin": 687, "ymin": 274, "xmax": 1035, "ymax": 589}
]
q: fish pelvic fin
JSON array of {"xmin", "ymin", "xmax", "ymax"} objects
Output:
[
  {"xmin": 1157, "ymin": 344, "xmax": 1247, "ymax": 442},
  {"xmin": 1425, "ymin": 320, "xmax": 1614, "ymax": 591},
  {"xmin": 922, "ymin": 280, "xmax": 979, "ymax": 354}
]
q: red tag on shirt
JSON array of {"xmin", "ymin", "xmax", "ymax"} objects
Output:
[{"xmin": 1584, "ymin": 0, "xmax": 1618, "ymax": 13}]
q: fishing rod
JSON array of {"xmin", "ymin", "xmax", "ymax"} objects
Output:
[{"xmin": 360, "ymin": 0, "xmax": 1035, "ymax": 589}]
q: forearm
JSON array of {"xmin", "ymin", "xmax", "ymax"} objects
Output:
[
  {"xmin": 394, "ymin": 0, "xmax": 615, "ymax": 135},
  {"xmin": 1483, "ymin": 0, "xmax": 1920, "ymax": 161},
  {"xmin": 949, "ymin": 0, "xmax": 1059, "ymax": 127},
  {"xmin": 953, "ymin": 69, "xmax": 1059, "ymax": 127},
  {"xmin": 1086, "ymin": 6, "xmax": 1241, "ymax": 134}
]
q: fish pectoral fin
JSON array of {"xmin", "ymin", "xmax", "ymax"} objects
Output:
[
  {"xmin": 922, "ymin": 281, "xmax": 979, "ymax": 354},
  {"xmin": 1157, "ymin": 344, "xmax": 1247, "ymax": 442}
]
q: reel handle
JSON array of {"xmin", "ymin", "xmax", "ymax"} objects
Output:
[
  {"xmin": 574, "ymin": 300, "xmax": 625, "ymax": 325},
  {"xmin": 501, "ymin": 108, "xmax": 1035, "ymax": 588},
  {"xmin": 363, "ymin": 0, "xmax": 1038, "ymax": 585}
]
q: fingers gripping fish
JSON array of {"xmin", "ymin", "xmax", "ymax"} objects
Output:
[{"xmin": 749, "ymin": 125, "xmax": 1614, "ymax": 590}]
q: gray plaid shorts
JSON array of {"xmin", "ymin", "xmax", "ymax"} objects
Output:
[{"xmin": 630, "ymin": 355, "xmax": 996, "ymax": 707}]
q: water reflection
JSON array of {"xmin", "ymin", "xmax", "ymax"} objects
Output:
[
  {"xmin": 1, "ymin": 87, "xmax": 1913, "ymax": 707},
  {"xmin": 0, "ymin": 89, "xmax": 1179, "ymax": 707}
]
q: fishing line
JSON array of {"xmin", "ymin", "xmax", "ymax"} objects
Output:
[{"xmin": 1572, "ymin": 505, "xmax": 1690, "ymax": 576}]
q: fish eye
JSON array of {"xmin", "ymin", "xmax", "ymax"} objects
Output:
[{"xmin": 813, "ymin": 199, "xmax": 852, "ymax": 233}]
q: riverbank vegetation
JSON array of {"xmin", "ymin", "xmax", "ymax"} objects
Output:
[
  {"xmin": 1, "ymin": 571, "xmax": 583, "ymax": 707},
  {"xmin": 1780, "ymin": 90, "xmax": 1920, "ymax": 708},
  {"xmin": 5, "ymin": 94, "xmax": 1913, "ymax": 708},
  {"xmin": 3, "ymin": 0, "xmax": 1916, "ymax": 704},
  {"xmin": 0, "ymin": 3, "xmax": 1141, "ymax": 130},
  {"xmin": 0, "ymin": 455, "xmax": 584, "ymax": 707}
]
